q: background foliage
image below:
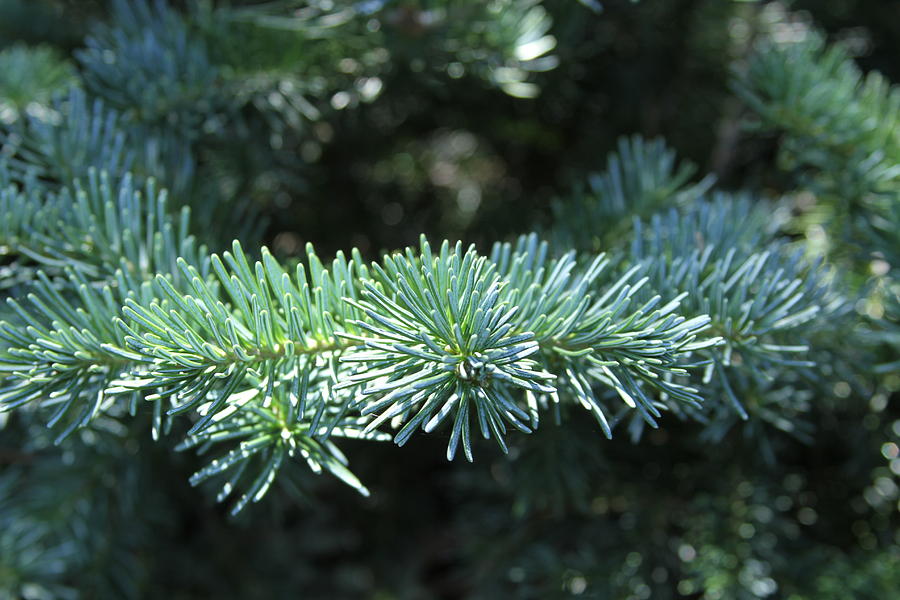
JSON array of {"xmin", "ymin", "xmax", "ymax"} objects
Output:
[{"xmin": 0, "ymin": 0, "xmax": 898, "ymax": 598}]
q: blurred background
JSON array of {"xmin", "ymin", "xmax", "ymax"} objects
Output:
[
  {"xmin": 0, "ymin": 1, "xmax": 898, "ymax": 598},
  {"xmin": 2, "ymin": 0, "xmax": 897, "ymax": 258}
]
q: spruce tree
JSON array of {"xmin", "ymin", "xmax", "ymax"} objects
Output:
[{"xmin": 0, "ymin": 1, "xmax": 897, "ymax": 598}]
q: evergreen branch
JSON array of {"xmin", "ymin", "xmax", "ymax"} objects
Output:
[
  {"xmin": 0, "ymin": 233, "xmax": 717, "ymax": 508},
  {"xmin": 631, "ymin": 196, "xmax": 845, "ymax": 426},
  {"xmin": 0, "ymin": 166, "xmax": 203, "ymax": 284},
  {"xmin": 733, "ymin": 31, "xmax": 900, "ymax": 203},
  {"xmin": 1, "ymin": 88, "xmax": 131, "ymax": 185},
  {"xmin": 114, "ymin": 235, "xmax": 715, "ymax": 454},
  {"xmin": 732, "ymin": 27, "xmax": 895, "ymax": 382},
  {"xmin": 551, "ymin": 135, "xmax": 715, "ymax": 252},
  {"xmin": 0, "ymin": 268, "xmax": 144, "ymax": 444},
  {"xmin": 553, "ymin": 136, "xmax": 843, "ymax": 433},
  {"xmin": 176, "ymin": 388, "xmax": 388, "ymax": 515},
  {"xmin": 0, "ymin": 166, "xmax": 204, "ymax": 442},
  {"xmin": 1, "ymin": 86, "xmax": 198, "ymax": 197}
]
